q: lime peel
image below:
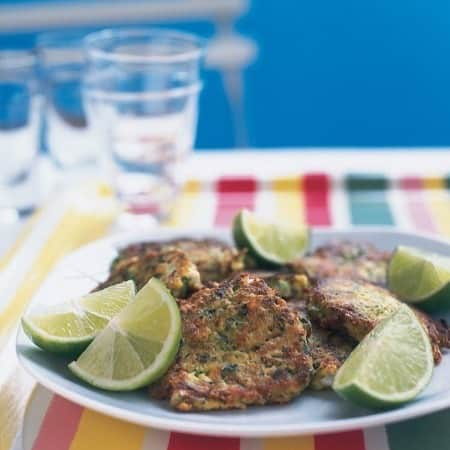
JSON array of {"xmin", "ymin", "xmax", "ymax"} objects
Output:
[
  {"xmin": 388, "ymin": 246, "xmax": 450, "ymax": 311},
  {"xmin": 22, "ymin": 281, "xmax": 135, "ymax": 355},
  {"xmin": 333, "ymin": 305, "xmax": 433, "ymax": 409},
  {"xmin": 233, "ymin": 209, "xmax": 310, "ymax": 266},
  {"xmin": 68, "ymin": 278, "xmax": 181, "ymax": 391}
]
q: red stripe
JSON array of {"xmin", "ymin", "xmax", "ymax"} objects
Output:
[
  {"xmin": 399, "ymin": 176, "xmax": 437, "ymax": 233},
  {"xmin": 217, "ymin": 178, "xmax": 257, "ymax": 193},
  {"xmin": 303, "ymin": 174, "xmax": 332, "ymax": 226},
  {"xmin": 32, "ymin": 395, "xmax": 83, "ymax": 450},
  {"xmin": 214, "ymin": 176, "xmax": 257, "ymax": 227},
  {"xmin": 315, "ymin": 430, "xmax": 366, "ymax": 450},
  {"xmin": 167, "ymin": 432, "xmax": 240, "ymax": 450}
]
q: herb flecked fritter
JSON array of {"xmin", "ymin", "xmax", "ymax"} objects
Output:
[
  {"xmin": 150, "ymin": 274, "xmax": 314, "ymax": 411},
  {"xmin": 291, "ymin": 241, "xmax": 390, "ymax": 286},
  {"xmin": 306, "ymin": 277, "xmax": 450, "ymax": 363},
  {"xmin": 97, "ymin": 248, "xmax": 201, "ymax": 298}
]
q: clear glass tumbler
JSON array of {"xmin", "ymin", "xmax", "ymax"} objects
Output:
[
  {"xmin": 0, "ymin": 51, "xmax": 40, "ymax": 219},
  {"xmin": 38, "ymin": 31, "xmax": 99, "ymax": 168},
  {"xmin": 83, "ymin": 28, "xmax": 204, "ymax": 220}
]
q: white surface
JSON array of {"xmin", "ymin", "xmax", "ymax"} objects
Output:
[
  {"xmin": 183, "ymin": 148, "xmax": 450, "ymax": 179},
  {"xmin": 0, "ymin": 0, "xmax": 248, "ymax": 31},
  {"xmin": 16, "ymin": 227, "xmax": 450, "ymax": 437}
]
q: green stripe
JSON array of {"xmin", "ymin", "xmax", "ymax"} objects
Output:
[
  {"xmin": 346, "ymin": 175, "xmax": 389, "ymax": 191},
  {"xmin": 387, "ymin": 409, "xmax": 450, "ymax": 450},
  {"xmin": 346, "ymin": 174, "xmax": 394, "ymax": 225},
  {"xmin": 445, "ymin": 176, "xmax": 450, "ymax": 190}
]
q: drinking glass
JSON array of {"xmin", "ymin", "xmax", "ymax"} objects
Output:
[
  {"xmin": 0, "ymin": 50, "xmax": 40, "ymax": 219},
  {"xmin": 83, "ymin": 28, "xmax": 204, "ymax": 220},
  {"xmin": 38, "ymin": 31, "xmax": 99, "ymax": 168}
]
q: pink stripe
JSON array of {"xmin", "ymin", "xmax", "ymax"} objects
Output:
[
  {"xmin": 32, "ymin": 395, "xmax": 83, "ymax": 450},
  {"xmin": 304, "ymin": 174, "xmax": 332, "ymax": 226},
  {"xmin": 399, "ymin": 177, "xmax": 437, "ymax": 233},
  {"xmin": 214, "ymin": 176, "xmax": 257, "ymax": 227}
]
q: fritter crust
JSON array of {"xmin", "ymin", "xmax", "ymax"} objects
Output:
[
  {"xmin": 150, "ymin": 274, "xmax": 313, "ymax": 411},
  {"xmin": 291, "ymin": 241, "xmax": 390, "ymax": 286},
  {"xmin": 97, "ymin": 248, "xmax": 201, "ymax": 298},
  {"xmin": 110, "ymin": 238, "xmax": 245, "ymax": 283},
  {"xmin": 278, "ymin": 296, "xmax": 355, "ymax": 390},
  {"xmin": 308, "ymin": 326, "xmax": 356, "ymax": 390},
  {"xmin": 306, "ymin": 277, "xmax": 450, "ymax": 363},
  {"xmin": 263, "ymin": 272, "xmax": 310, "ymax": 301}
]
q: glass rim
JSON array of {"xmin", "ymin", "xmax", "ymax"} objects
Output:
[
  {"xmin": 0, "ymin": 50, "xmax": 36, "ymax": 70},
  {"xmin": 84, "ymin": 28, "xmax": 205, "ymax": 64},
  {"xmin": 83, "ymin": 81, "xmax": 202, "ymax": 101}
]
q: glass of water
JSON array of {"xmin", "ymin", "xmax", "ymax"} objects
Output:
[
  {"xmin": 83, "ymin": 28, "xmax": 204, "ymax": 221},
  {"xmin": 0, "ymin": 50, "xmax": 39, "ymax": 219},
  {"xmin": 38, "ymin": 31, "xmax": 99, "ymax": 168}
]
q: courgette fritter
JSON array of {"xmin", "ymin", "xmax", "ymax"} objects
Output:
[
  {"xmin": 150, "ymin": 274, "xmax": 314, "ymax": 411},
  {"xmin": 306, "ymin": 277, "xmax": 450, "ymax": 363},
  {"xmin": 271, "ymin": 291, "xmax": 355, "ymax": 390},
  {"xmin": 97, "ymin": 248, "xmax": 201, "ymax": 298},
  {"xmin": 110, "ymin": 238, "xmax": 245, "ymax": 283},
  {"xmin": 291, "ymin": 241, "xmax": 390, "ymax": 286}
]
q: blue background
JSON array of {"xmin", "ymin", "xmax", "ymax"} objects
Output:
[{"xmin": 1, "ymin": 0, "xmax": 450, "ymax": 149}]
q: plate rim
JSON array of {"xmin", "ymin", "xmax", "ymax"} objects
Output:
[{"xmin": 16, "ymin": 226, "xmax": 450, "ymax": 437}]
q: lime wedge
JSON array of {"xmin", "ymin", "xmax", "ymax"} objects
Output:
[
  {"xmin": 388, "ymin": 246, "xmax": 450, "ymax": 311},
  {"xmin": 22, "ymin": 281, "xmax": 135, "ymax": 355},
  {"xmin": 333, "ymin": 305, "xmax": 433, "ymax": 408},
  {"xmin": 232, "ymin": 209, "xmax": 310, "ymax": 266},
  {"xmin": 68, "ymin": 278, "xmax": 181, "ymax": 391}
]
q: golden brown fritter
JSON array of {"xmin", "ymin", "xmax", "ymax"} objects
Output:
[
  {"xmin": 306, "ymin": 277, "xmax": 450, "ymax": 363},
  {"xmin": 150, "ymin": 273, "xmax": 313, "ymax": 411},
  {"xmin": 97, "ymin": 249, "xmax": 201, "ymax": 298},
  {"xmin": 110, "ymin": 238, "xmax": 245, "ymax": 283},
  {"xmin": 278, "ymin": 296, "xmax": 355, "ymax": 390},
  {"xmin": 291, "ymin": 241, "xmax": 390, "ymax": 286},
  {"xmin": 308, "ymin": 326, "xmax": 356, "ymax": 390},
  {"xmin": 263, "ymin": 272, "xmax": 310, "ymax": 301}
]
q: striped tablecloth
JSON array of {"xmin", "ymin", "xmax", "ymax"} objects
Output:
[{"xmin": 2, "ymin": 172, "xmax": 450, "ymax": 450}]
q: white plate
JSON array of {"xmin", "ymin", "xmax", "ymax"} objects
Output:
[{"xmin": 16, "ymin": 228, "xmax": 450, "ymax": 437}]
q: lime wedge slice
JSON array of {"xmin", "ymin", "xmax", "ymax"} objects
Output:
[
  {"xmin": 22, "ymin": 281, "xmax": 135, "ymax": 355},
  {"xmin": 232, "ymin": 209, "xmax": 310, "ymax": 266},
  {"xmin": 388, "ymin": 246, "xmax": 450, "ymax": 311},
  {"xmin": 333, "ymin": 304, "xmax": 433, "ymax": 408},
  {"xmin": 68, "ymin": 278, "xmax": 181, "ymax": 391}
]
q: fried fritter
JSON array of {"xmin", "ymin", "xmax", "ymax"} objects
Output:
[
  {"xmin": 263, "ymin": 272, "xmax": 310, "ymax": 300},
  {"xmin": 308, "ymin": 326, "xmax": 356, "ymax": 390},
  {"xmin": 150, "ymin": 273, "xmax": 313, "ymax": 411},
  {"xmin": 291, "ymin": 241, "xmax": 390, "ymax": 286},
  {"xmin": 274, "ymin": 294, "xmax": 355, "ymax": 390},
  {"xmin": 111, "ymin": 238, "xmax": 245, "ymax": 283},
  {"xmin": 97, "ymin": 248, "xmax": 201, "ymax": 298},
  {"xmin": 306, "ymin": 277, "xmax": 450, "ymax": 363}
]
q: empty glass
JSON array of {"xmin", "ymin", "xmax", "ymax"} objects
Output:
[
  {"xmin": 38, "ymin": 31, "xmax": 98, "ymax": 168},
  {"xmin": 83, "ymin": 28, "xmax": 204, "ymax": 220},
  {"xmin": 0, "ymin": 50, "xmax": 40, "ymax": 219}
]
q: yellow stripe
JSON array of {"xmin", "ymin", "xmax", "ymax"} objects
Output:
[
  {"xmin": 0, "ymin": 197, "xmax": 116, "ymax": 449},
  {"xmin": 272, "ymin": 177, "xmax": 305, "ymax": 226},
  {"xmin": 0, "ymin": 208, "xmax": 42, "ymax": 271},
  {"xmin": 0, "ymin": 207, "xmax": 115, "ymax": 339},
  {"xmin": 69, "ymin": 409, "xmax": 145, "ymax": 450},
  {"xmin": 423, "ymin": 177, "xmax": 450, "ymax": 237},
  {"xmin": 165, "ymin": 179, "xmax": 201, "ymax": 227},
  {"xmin": 0, "ymin": 365, "xmax": 35, "ymax": 450},
  {"xmin": 263, "ymin": 435, "xmax": 315, "ymax": 450}
]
